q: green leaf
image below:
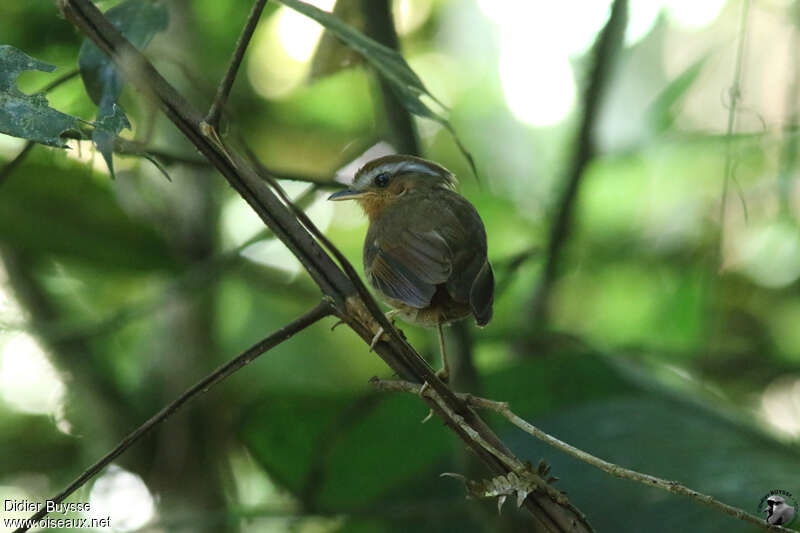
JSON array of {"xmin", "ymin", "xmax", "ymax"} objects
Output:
[
  {"xmin": 275, "ymin": 0, "xmax": 479, "ymax": 180},
  {"xmin": 78, "ymin": 0, "xmax": 168, "ymax": 177},
  {"xmin": 92, "ymin": 103, "xmax": 131, "ymax": 178},
  {"xmin": 0, "ymin": 45, "xmax": 81, "ymax": 147},
  {"xmin": 241, "ymin": 392, "xmax": 451, "ymax": 511},
  {"xmin": 646, "ymin": 55, "xmax": 707, "ymax": 133},
  {"xmin": 485, "ymin": 355, "xmax": 800, "ymax": 533},
  {"xmin": 0, "ymin": 151, "xmax": 174, "ymax": 271}
]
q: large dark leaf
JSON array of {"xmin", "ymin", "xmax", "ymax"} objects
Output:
[
  {"xmin": 0, "ymin": 152, "xmax": 173, "ymax": 271},
  {"xmin": 78, "ymin": 0, "xmax": 168, "ymax": 177},
  {"xmin": 276, "ymin": 0, "xmax": 478, "ymax": 179},
  {"xmin": 0, "ymin": 45, "xmax": 81, "ymax": 147},
  {"xmin": 241, "ymin": 351, "xmax": 800, "ymax": 532}
]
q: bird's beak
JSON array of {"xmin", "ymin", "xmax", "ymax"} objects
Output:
[{"xmin": 327, "ymin": 189, "xmax": 365, "ymax": 201}]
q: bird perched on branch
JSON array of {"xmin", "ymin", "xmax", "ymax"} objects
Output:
[{"xmin": 328, "ymin": 155, "xmax": 494, "ymax": 382}]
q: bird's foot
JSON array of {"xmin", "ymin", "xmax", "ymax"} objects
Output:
[
  {"xmin": 369, "ymin": 326, "xmax": 385, "ymax": 352},
  {"xmin": 368, "ymin": 311, "xmax": 400, "ymax": 352},
  {"xmin": 419, "ymin": 368, "xmax": 450, "ymax": 424}
]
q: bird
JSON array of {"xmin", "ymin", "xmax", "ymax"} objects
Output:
[
  {"xmin": 765, "ymin": 495, "xmax": 795, "ymax": 525},
  {"xmin": 328, "ymin": 154, "xmax": 494, "ymax": 382}
]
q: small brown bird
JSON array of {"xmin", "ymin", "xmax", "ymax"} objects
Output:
[{"xmin": 328, "ymin": 155, "xmax": 494, "ymax": 380}]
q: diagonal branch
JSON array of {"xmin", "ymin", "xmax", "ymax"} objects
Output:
[
  {"xmin": 53, "ymin": 1, "xmax": 592, "ymax": 530},
  {"xmin": 204, "ymin": 0, "xmax": 269, "ymax": 129},
  {"xmin": 13, "ymin": 301, "xmax": 332, "ymax": 533},
  {"xmin": 371, "ymin": 379, "xmax": 791, "ymax": 533}
]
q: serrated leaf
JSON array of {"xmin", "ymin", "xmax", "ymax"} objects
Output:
[
  {"xmin": 78, "ymin": 0, "xmax": 168, "ymax": 177},
  {"xmin": 276, "ymin": 0, "xmax": 479, "ymax": 179},
  {"xmin": 0, "ymin": 45, "xmax": 81, "ymax": 147}
]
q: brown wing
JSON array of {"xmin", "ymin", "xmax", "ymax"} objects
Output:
[
  {"xmin": 364, "ymin": 190, "xmax": 494, "ymax": 326},
  {"xmin": 365, "ymin": 227, "xmax": 453, "ymax": 309}
]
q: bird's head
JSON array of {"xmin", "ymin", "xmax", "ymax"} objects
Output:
[{"xmin": 327, "ymin": 155, "xmax": 455, "ymax": 220}]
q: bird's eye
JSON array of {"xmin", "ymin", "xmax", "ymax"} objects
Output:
[{"xmin": 374, "ymin": 172, "xmax": 390, "ymax": 188}]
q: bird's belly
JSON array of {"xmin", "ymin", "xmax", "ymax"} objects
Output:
[{"xmin": 376, "ymin": 285, "xmax": 472, "ymax": 328}]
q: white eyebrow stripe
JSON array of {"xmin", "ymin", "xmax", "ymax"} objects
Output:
[{"xmin": 355, "ymin": 160, "xmax": 444, "ymax": 188}]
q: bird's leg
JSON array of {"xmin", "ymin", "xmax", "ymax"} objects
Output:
[
  {"xmin": 436, "ymin": 322, "xmax": 450, "ymax": 382},
  {"xmin": 419, "ymin": 323, "xmax": 450, "ymax": 423},
  {"xmin": 369, "ymin": 310, "xmax": 400, "ymax": 351}
]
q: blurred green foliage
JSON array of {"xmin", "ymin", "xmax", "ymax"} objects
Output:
[{"xmin": 1, "ymin": 1, "xmax": 800, "ymax": 532}]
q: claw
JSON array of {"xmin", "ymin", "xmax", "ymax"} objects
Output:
[
  {"xmin": 419, "ymin": 381, "xmax": 435, "ymax": 423},
  {"xmin": 419, "ymin": 381, "xmax": 430, "ymax": 397},
  {"xmin": 368, "ymin": 310, "xmax": 400, "ymax": 351},
  {"xmin": 369, "ymin": 326, "xmax": 385, "ymax": 352}
]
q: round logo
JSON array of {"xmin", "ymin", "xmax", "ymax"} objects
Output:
[{"xmin": 758, "ymin": 490, "xmax": 797, "ymax": 526}]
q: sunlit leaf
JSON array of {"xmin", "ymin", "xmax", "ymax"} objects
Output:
[
  {"xmin": 646, "ymin": 55, "xmax": 707, "ymax": 133},
  {"xmin": 275, "ymin": 0, "xmax": 479, "ymax": 179},
  {"xmin": 78, "ymin": 0, "xmax": 168, "ymax": 177},
  {"xmin": 0, "ymin": 45, "xmax": 81, "ymax": 147},
  {"xmin": 310, "ymin": 0, "xmax": 365, "ymax": 80}
]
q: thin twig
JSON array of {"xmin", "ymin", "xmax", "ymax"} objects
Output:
[
  {"xmin": 778, "ymin": 5, "xmax": 800, "ymax": 221},
  {"xmin": 371, "ymin": 378, "xmax": 790, "ymax": 533},
  {"xmin": 531, "ymin": 0, "xmax": 627, "ymax": 324},
  {"xmin": 55, "ymin": 2, "xmax": 593, "ymax": 530},
  {"xmin": 13, "ymin": 302, "xmax": 331, "ymax": 533},
  {"xmin": 0, "ymin": 142, "xmax": 34, "ymax": 188},
  {"xmin": 115, "ymin": 137, "xmax": 344, "ymax": 188},
  {"xmin": 494, "ymin": 246, "xmax": 540, "ymax": 297},
  {"xmin": 717, "ymin": 0, "xmax": 751, "ymax": 267},
  {"xmin": 23, "ymin": 186, "xmax": 320, "ymax": 344},
  {"xmin": 384, "ymin": 378, "xmax": 592, "ymax": 533},
  {"xmin": 40, "ymin": 67, "xmax": 80, "ymax": 92},
  {"xmin": 204, "ymin": 0, "xmax": 269, "ymax": 129}
]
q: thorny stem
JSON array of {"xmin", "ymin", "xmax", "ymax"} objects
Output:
[{"xmin": 370, "ymin": 378, "xmax": 791, "ymax": 533}]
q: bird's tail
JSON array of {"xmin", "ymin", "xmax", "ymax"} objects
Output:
[{"xmin": 470, "ymin": 260, "xmax": 494, "ymax": 327}]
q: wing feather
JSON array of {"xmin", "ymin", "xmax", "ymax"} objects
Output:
[{"xmin": 368, "ymin": 228, "xmax": 453, "ymax": 309}]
